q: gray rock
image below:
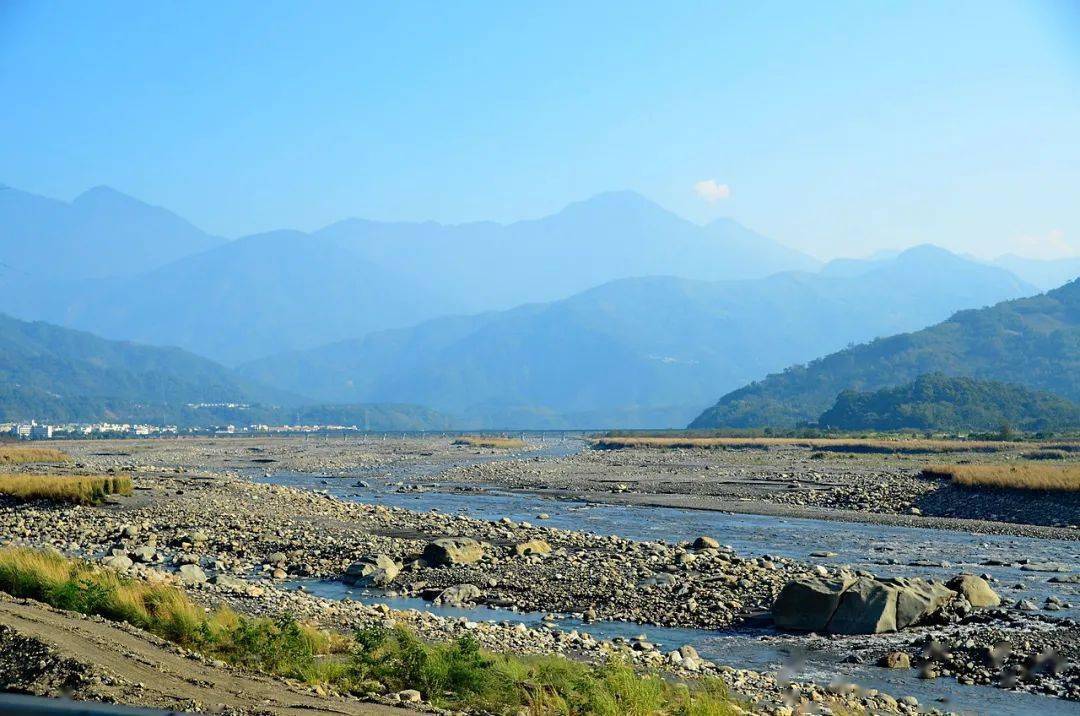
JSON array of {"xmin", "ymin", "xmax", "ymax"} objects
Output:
[
  {"xmin": 946, "ymin": 574, "xmax": 1001, "ymax": 608},
  {"xmin": 891, "ymin": 577, "xmax": 956, "ymax": 628},
  {"xmin": 692, "ymin": 536, "xmax": 720, "ymax": 550},
  {"xmin": 102, "ymin": 554, "xmax": 133, "ymax": 570},
  {"xmin": 828, "ymin": 577, "xmax": 899, "ymax": 635},
  {"xmin": 211, "ymin": 574, "xmax": 249, "ymax": 592},
  {"xmin": 432, "ymin": 583, "xmax": 482, "ymax": 606},
  {"xmin": 344, "ymin": 554, "xmax": 400, "ymax": 587},
  {"xmin": 130, "ymin": 545, "xmax": 157, "ymax": 563},
  {"xmin": 178, "ymin": 563, "xmax": 207, "ymax": 584},
  {"xmin": 422, "ymin": 537, "xmax": 485, "ymax": 566},
  {"xmin": 513, "ymin": 539, "xmax": 551, "ymax": 557},
  {"xmin": 772, "ymin": 576, "xmax": 855, "ymax": 632}
]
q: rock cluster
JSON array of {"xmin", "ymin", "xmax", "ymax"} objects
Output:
[{"xmin": 773, "ymin": 574, "xmax": 998, "ymax": 634}]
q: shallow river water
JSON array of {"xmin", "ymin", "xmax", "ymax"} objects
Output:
[{"xmin": 258, "ymin": 445, "xmax": 1078, "ymax": 715}]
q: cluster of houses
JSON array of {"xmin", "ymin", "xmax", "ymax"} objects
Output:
[
  {"xmin": 3, "ymin": 421, "xmax": 177, "ymax": 440},
  {"xmin": 4, "ymin": 420, "xmax": 396, "ymax": 440}
]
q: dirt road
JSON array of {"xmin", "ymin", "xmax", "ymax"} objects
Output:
[{"xmin": 0, "ymin": 596, "xmax": 407, "ymax": 715}]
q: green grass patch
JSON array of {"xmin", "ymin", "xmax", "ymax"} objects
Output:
[{"xmin": 0, "ymin": 547, "xmax": 743, "ymax": 714}]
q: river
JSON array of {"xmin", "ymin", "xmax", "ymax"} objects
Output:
[{"xmin": 257, "ymin": 442, "xmax": 1078, "ymax": 715}]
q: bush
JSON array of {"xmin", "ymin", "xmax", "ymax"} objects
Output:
[
  {"xmin": 0, "ymin": 474, "xmax": 133, "ymax": 504},
  {"xmin": 0, "ymin": 446, "xmax": 70, "ymax": 464}
]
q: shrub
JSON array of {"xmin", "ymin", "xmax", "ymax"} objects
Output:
[
  {"xmin": 922, "ymin": 464, "xmax": 1080, "ymax": 491},
  {"xmin": 452, "ymin": 436, "xmax": 527, "ymax": 449},
  {"xmin": 0, "ymin": 446, "xmax": 70, "ymax": 464},
  {"xmin": 0, "ymin": 474, "xmax": 133, "ymax": 504}
]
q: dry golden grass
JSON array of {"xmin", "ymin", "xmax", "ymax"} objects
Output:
[
  {"xmin": 0, "ymin": 445, "xmax": 70, "ymax": 464},
  {"xmin": 452, "ymin": 435, "xmax": 527, "ymax": 449},
  {"xmin": 592, "ymin": 436, "xmax": 1070, "ymax": 454},
  {"xmin": 923, "ymin": 463, "xmax": 1080, "ymax": 492},
  {"xmin": 0, "ymin": 474, "xmax": 132, "ymax": 504}
]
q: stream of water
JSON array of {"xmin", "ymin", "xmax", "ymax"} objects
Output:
[{"xmin": 257, "ymin": 444, "xmax": 1078, "ymax": 714}]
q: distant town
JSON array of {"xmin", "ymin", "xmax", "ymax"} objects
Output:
[{"xmin": 1, "ymin": 419, "xmax": 418, "ymax": 440}]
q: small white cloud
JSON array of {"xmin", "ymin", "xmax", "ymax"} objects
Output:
[
  {"xmin": 1013, "ymin": 228, "xmax": 1077, "ymax": 260},
  {"xmin": 694, "ymin": 179, "xmax": 731, "ymax": 203}
]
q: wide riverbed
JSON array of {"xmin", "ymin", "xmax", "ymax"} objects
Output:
[{"xmin": 258, "ymin": 448, "xmax": 1078, "ymax": 715}]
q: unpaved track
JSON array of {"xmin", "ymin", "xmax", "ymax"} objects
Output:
[{"xmin": 0, "ymin": 596, "xmax": 406, "ymax": 715}]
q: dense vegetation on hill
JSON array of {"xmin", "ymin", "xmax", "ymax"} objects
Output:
[
  {"xmin": 0, "ymin": 314, "xmax": 450, "ymax": 429},
  {"xmin": 817, "ymin": 373, "xmax": 1080, "ymax": 432},
  {"xmin": 691, "ymin": 278, "xmax": 1080, "ymax": 429}
]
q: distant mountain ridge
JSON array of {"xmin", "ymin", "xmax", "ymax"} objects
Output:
[
  {"xmin": 691, "ymin": 278, "xmax": 1080, "ymax": 429},
  {"xmin": 240, "ymin": 245, "xmax": 1036, "ymax": 429},
  {"xmin": 0, "ymin": 184, "xmax": 224, "ymax": 279},
  {"xmin": 0, "ymin": 312, "xmax": 450, "ymax": 429},
  {"xmin": 0, "ymin": 185, "xmax": 819, "ymax": 364}
]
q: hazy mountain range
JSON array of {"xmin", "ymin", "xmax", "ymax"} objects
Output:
[
  {"xmin": 2, "ymin": 183, "xmax": 1076, "ymax": 429},
  {"xmin": 691, "ymin": 278, "xmax": 1080, "ymax": 429},
  {"xmin": 0, "ymin": 312, "xmax": 451, "ymax": 429},
  {"xmin": 241, "ymin": 245, "xmax": 1035, "ymax": 428},
  {"xmin": 0, "ymin": 187, "xmax": 819, "ymax": 364}
]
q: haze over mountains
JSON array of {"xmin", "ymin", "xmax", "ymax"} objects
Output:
[
  {"xmin": 241, "ymin": 245, "xmax": 1034, "ymax": 428},
  {"xmin": 691, "ymin": 278, "xmax": 1080, "ymax": 429},
  {"xmin": 1, "ymin": 183, "xmax": 1076, "ymax": 429},
  {"xmin": 0, "ymin": 185, "xmax": 224, "ymax": 279},
  {"xmin": 0, "ymin": 187, "xmax": 819, "ymax": 364}
]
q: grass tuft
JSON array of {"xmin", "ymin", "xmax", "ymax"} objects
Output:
[
  {"xmin": 0, "ymin": 474, "xmax": 133, "ymax": 504},
  {"xmin": 452, "ymin": 436, "xmax": 527, "ymax": 449},
  {"xmin": 0, "ymin": 446, "xmax": 70, "ymax": 464},
  {"xmin": 0, "ymin": 547, "xmax": 743, "ymax": 714},
  {"xmin": 923, "ymin": 463, "xmax": 1080, "ymax": 491}
]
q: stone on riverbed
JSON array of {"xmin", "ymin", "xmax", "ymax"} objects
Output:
[
  {"xmin": 828, "ymin": 577, "xmax": 900, "ymax": 634},
  {"xmin": 344, "ymin": 554, "xmax": 401, "ymax": 587},
  {"xmin": 692, "ymin": 536, "xmax": 720, "ymax": 551},
  {"xmin": 773, "ymin": 574, "xmax": 959, "ymax": 634},
  {"xmin": 772, "ymin": 575, "xmax": 856, "ymax": 632},
  {"xmin": 428, "ymin": 583, "xmax": 482, "ymax": 606},
  {"xmin": 422, "ymin": 537, "xmax": 485, "ymax": 566},
  {"xmin": 513, "ymin": 538, "xmax": 551, "ymax": 557},
  {"xmin": 878, "ymin": 651, "xmax": 912, "ymax": 669},
  {"xmin": 102, "ymin": 554, "xmax": 134, "ymax": 571},
  {"xmin": 178, "ymin": 563, "xmax": 208, "ymax": 584},
  {"xmin": 946, "ymin": 574, "xmax": 1001, "ymax": 608}
]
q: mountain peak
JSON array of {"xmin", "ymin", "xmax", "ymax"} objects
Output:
[
  {"xmin": 557, "ymin": 190, "xmax": 676, "ymax": 219},
  {"xmin": 72, "ymin": 185, "xmax": 147, "ymax": 208}
]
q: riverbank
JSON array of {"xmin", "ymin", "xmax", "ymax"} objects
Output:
[
  {"xmin": 441, "ymin": 440, "xmax": 1080, "ymax": 539},
  {"xmin": 1, "ymin": 435, "xmax": 1077, "ymax": 712}
]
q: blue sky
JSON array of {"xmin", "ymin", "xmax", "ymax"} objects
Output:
[{"xmin": 2, "ymin": 1, "xmax": 1078, "ymax": 259}]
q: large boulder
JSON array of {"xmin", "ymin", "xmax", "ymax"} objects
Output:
[
  {"xmin": 422, "ymin": 537, "xmax": 485, "ymax": 566},
  {"xmin": 430, "ymin": 583, "xmax": 482, "ymax": 606},
  {"xmin": 772, "ymin": 575, "xmax": 855, "ymax": 632},
  {"xmin": 692, "ymin": 536, "xmax": 720, "ymax": 551},
  {"xmin": 774, "ymin": 574, "xmax": 956, "ymax": 635},
  {"xmin": 827, "ymin": 577, "xmax": 899, "ymax": 634},
  {"xmin": 946, "ymin": 574, "xmax": 1001, "ymax": 608},
  {"xmin": 344, "ymin": 555, "xmax": 401, "ymax": 587},
  {"xmin": 891, "ymin": 577, "xmax": 957, "ymax": 628},
  {"xmin": 178, "ymin": 564, "xmax": 207, "ymax": 584},
  {"xmin": 514, "ymin": 539, "xmax": 551, "ymax": 557},
  {"xmin": 102, "ymin": 554, "xmax": 133, "ymax": 571}
]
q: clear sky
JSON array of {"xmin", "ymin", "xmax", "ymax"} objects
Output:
[{"xmin": 2, "ymin": 1, "xmax": 1079, "ymax": 259}]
